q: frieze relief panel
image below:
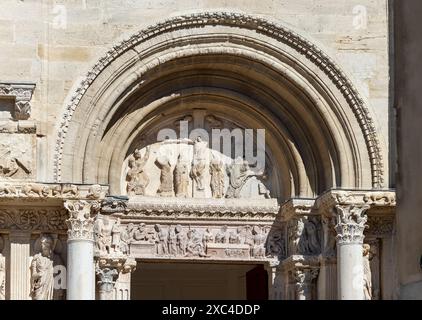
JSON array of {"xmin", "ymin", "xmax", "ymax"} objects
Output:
[
  {"xmin": 94, "ymin": 215, "xmax": 284, "ymax": 262},
  {"xmin": 0, "ymin": 183, "xmax": 108, "ymax": 201},
  {"xmin": 0, "ymin": 135, "xmax": 35, "ymax": 180}
]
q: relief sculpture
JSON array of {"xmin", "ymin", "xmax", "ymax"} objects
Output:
[{"xmin": 127, "ymin": 146, "xmax": 150, "ymax": 196}]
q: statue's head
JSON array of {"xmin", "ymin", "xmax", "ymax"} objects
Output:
[{"xmin": 40, "ymin": 235, "xmax": 54, "ymax": 257}]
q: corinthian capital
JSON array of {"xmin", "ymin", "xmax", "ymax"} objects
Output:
[
  {"xmin": 64, "ymin": 200, "xmax": 100, "ymax": 241},
  {"xmin": 334, "ymin": 204, "xmax": 369, "ymax": 245}
]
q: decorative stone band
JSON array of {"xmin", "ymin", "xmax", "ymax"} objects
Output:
[
  {"xmin": 64, "ymin": 200, "xmax": 100, "ymax": 241},
  {"xmin": 0, "ymin": 83, "xmax": 36, "ymax": 120},
  {"xmin": 124, "ymin": 196, "xmax": 279, "ymax": 220},
  {"xmin": 0, "ymin": 208, "xmax": 68, "ymax": 232},
  {"xmin": 0, "ymin": 183, "xmax": 108, "ymax": 201},
  {"xmin": 334, "ymin": 204, "xmax": 369, "ymax": 245}
]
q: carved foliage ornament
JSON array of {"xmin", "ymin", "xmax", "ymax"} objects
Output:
[
  {"xmin": 334, "ymin": 205, "xmax": 369, "ymax": 245},
  {"xmin": 0, "ymin": 209, "xmax": 67, "ymax": 231},
  {"xmin": 54, "ymin": 12, "xmax": 383, "ymax": 188},
  {"xmin": 64, "ymin": 200, "xmax": 100, "ymax": 241}
]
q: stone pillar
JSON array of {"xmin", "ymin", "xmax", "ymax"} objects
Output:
[
  {"xmin": 334, "ymin": 204, "xmax": 369, "ymax": 300},
  {"xmin": 294, "ymin": 268, "xmax": 319, "ymax": 300},
  {"xmin": 64, "ymin": 200, "xmax": 99, "ymax": 300},
  {"xmin": 265, "ymin": 262, "xmax": 279, "ymax": 300},
  {"xmin": 9, "ymin": 232, "xmax": 31, "ymax": 300},
  {"xmin": 317, "ymin": 257, "xmax": 337, "ymax": 300},
  {"xmin": 96, "ymin": 267, "xmax": 118, "ymax": 300},
  {"xmin": 113, "ymin": 272, "xmax": 132, "ymax": 300},
  {"xmin": 95, "ymin": 256, "xmax": 137, "ymax": 300}
]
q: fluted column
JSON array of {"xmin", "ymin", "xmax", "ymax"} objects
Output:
[
  {"xmin": 64, "ymin": 200, "xmax": 99, "ymax": 300},
  {"xmin": 334, "ymin": 204, "xmax": 369, "ymax": 300},
  {"xmin": 9, "ymin": 232, "xmax": 31, "ymax": 300}
]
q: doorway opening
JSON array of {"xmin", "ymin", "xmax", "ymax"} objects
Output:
[{"xmin": 131, "ymin": 262, "xmax": 268, "ymax": 300}]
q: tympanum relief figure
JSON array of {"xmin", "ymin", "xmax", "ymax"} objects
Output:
[
  {"xmin": 225, "ymin": 158, "xmax": 255, "ymax": 198},
  {"xmin": 174, "ymin": 154, "xmax": 190, "ymax": 197},
  {"xmin": 155, "ymin": 155, "xmax": 173, "ymax": 197},
  {"xmin": 209, "ymin": 158, "xmax": 225, "ymax": 198},
  {"xmin": 191, "ymin": 137, "xmax": 208, "ymax": 192},
  {"xmin": 127, "ymin": 146, "xmax": 150, "ymax": 196}
]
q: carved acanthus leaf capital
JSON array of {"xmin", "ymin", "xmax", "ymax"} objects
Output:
[
  {"xmin": 334, "ymin": 204, "xmax": 369, "ymax": 245},
  {"xmin": 64, "ymin": 200, "xmax": 100, "ymax": 241}
]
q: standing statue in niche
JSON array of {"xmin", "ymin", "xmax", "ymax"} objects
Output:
[
  {"xmin": 191, "ymin": 137, "xmax": 208, "ymax": 192},
  {"xmin": 126, "ymin": 146, "xmax": 150, "ymax": 196},
  {"xmin": 363, "ymin": 243, "xmax": 373, "ymax": 300},
  {"xmin": 209, "ymin": 158, "xmax": 225, "ymax": 198},
  {"xmin": 30, "ymin": 235, "xmax": 55, "ymax": 300},
  {"xmin": 0, "ymin": 236, "xmax": 5, "ymax": 300},
  {"xmin": 155, "ymin": 155, "xmax": 173, "ymax": 197},
  {"xmin": 225, "ymin": 157, "xmax": 255, "ymax": 198},
  {"xmin": 174, "ymin": 154, "xmax": 190, "ymax": 197},
  {"xmin": 304, "ymin": 219, "xmax": 321, "ymax": 254}
]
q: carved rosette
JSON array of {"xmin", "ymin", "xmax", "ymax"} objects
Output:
[
  {"xmin": 334, "ymin": 204, "xmax": 369, "ymax": 245},
  {"xmin": 64, "ymin": 200, "xmax": 100, "ymax": 241}
]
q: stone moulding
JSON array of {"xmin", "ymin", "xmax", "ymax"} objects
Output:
[
  {"xmin": 0, "ymin": 182, "xmax": 108, "ymax": 201},
  {"xmin": 122, "ymin": 196, "xmax": 279, "ymax": 220},
  {"xmin": 0, "ymin": 83, "xmax": 36, "ymax": 121},
  {"xmin": 54, "ymin": 11, "xmax": 384, "ymax": 188}
]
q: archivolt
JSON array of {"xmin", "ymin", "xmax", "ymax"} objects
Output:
[{"xmin": 54, "ymin": 12, "xmax": 384, "ymax": 189}]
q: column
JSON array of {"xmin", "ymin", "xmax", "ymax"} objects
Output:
[
  {"xmin": 96, "ymin": 267, "xmax": 118, "ymax": 300},
  {"xmin": 95, "ymin": 257, "xmax": 137, "ymax": 300},
  {"xmin": 334, "ymin": 204, "xmax": 369, "ymax": 300},
  {"xmin": 293, "ymin": 268, "xmax": 319, "ymax": 300},
  {"xmin": 9, "ymin": 232, "xmax": 31, "ymax": 300},
  {"xmin": 64, "ymin": 200, "xmax": 99, "ymax": 300},
  {"xmin": 264, "ymin": 262, "xmax": 278, "ymax": 300}
]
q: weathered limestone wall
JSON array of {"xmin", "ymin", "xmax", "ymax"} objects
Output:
[
  {"xmin": 0, "ymin": 0, "xmax": 390, "ymax": 185},
  {"xmin": 395, "ymin": 0, "xmax": 422, "ymax": 300}
]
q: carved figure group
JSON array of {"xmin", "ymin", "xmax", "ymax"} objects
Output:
[{"xmin": 125, "ymin": 140, "xmax": 271, "ymax": 199}]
